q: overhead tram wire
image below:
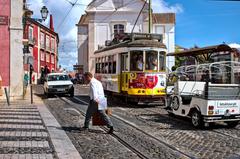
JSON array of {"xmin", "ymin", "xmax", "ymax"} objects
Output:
[
  {"xmin": 131, "ymin": 0, "xmax": 147, "ymax": 34},
  {"xmin": 63, "ymin": 0, "xmax": 118, "ymax": 9},
  {"xmin": 57, "ymin": 0, "xmax": 79, "ymax": 31},
  {"xmin": 86, "ymin": 0, "xmax": 140, "ymax": 36}
]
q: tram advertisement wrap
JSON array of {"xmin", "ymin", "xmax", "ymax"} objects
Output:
[{"xmin": 128, "ymin": 73, "xmax": 166, "ymax": 96}]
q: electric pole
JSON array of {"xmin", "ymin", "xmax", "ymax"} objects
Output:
[{"xmin": 148, "ymin": 0, "xmax": 152, "ymax": 33}]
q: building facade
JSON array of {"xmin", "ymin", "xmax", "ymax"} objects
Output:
[
  {"xmin": 0, "ymin": 0, "xmax": 24, "ymax": 98},
  {"xmin": 77, "ymin": 0, "xmax": 175, "ymax": 74},
  {"xmin": 24, "ymin": 16, "xmax": 59, "ymax": 84}
]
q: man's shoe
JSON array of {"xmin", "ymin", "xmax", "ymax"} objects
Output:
[{"xmin": 108, "ymin": 127, "xmax": 114, "ymax": 134}]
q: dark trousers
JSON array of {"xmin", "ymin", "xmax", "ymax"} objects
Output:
[{"xmin": 84, "ymin": 100, "xmax": 113, "ymax": 128}]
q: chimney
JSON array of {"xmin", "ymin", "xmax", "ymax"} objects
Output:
[{"xmin": 50, "ymin": 14, "xmax": 54, "ymax": 31}]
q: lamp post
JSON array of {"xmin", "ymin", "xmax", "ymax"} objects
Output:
[{"xmin": 41, "ymin": 6, "xmax": 49, "ymax": 21}]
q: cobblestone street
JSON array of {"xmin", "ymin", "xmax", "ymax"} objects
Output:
[{"xmin": 36, "ymin": 84, "xmax": 240, "ymax": 159}]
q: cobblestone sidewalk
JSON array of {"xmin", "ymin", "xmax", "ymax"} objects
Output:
[
  {"xmin": 0, "ymin": 104, "xmax": 55, "ymax": 159},
  {"xmin": 0, "ymin": 92, "xmax": 82, "ymax": 159}
]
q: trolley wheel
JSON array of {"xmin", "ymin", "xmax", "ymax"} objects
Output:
[
  {"xmin": 191, "ymin": 110, "xmax": 203, "ymax": 128},
  {"xmin": 226, "ymin": 121, "xmax": 239, "ymax": 128}
]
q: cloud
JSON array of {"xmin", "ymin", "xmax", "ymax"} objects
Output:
[
  {"xmin": 152, "ymin": 0, "xmax": 183, "ymax": 13},
  {"xmin": 27, "ymin": 0, "xmax": 86, "ymax": 70},
  {"xmin": 27, "ymin": 0, "xmax": 183, "ymax": 70}
]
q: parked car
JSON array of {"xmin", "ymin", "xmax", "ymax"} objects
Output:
[{"xmin": 43, "ymin": 73, "xmax": 74, "ymax": 97}]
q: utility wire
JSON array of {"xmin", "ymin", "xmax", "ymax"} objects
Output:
[
  {"xmin": 86, "ymin": 0, "xmax": 140, "ymax": 35},
  {"xmin": 56, "ymin": 0, "xmax": 79, "ymax": 31},
  {"xmin": 131, "ymin": 0, "xmax": 147, "ymax": 34},
  {"xmin": 63, "ymin": 0, "xmax": 114, "ymax": 9}
]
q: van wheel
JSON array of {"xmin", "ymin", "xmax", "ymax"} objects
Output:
[
  {"xmin": 191, "ymin": 110, "xmax": 203, "ymax": 128},
  {"xmin": 226, "ymin": 121, "xmax": 239, "ymax": 128}
]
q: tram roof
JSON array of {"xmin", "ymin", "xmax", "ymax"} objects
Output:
[
  {"xmin": 167, "ymin": 44, "xmax": 233, "ymax": 57},
  {"xmin": 95, "ymin": 39, "xmax": 166, "ymax": 54}
]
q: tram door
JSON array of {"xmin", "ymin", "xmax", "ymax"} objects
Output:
[{"xmin": 121, "ymin": 53, "xmax": 129, "ymax": 92}]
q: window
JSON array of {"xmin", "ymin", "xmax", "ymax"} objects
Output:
[
  {"xmin": 46, "ymin": 35, "xmax": 50, "ymax": 51},
  {"xmin": 155, "ymin": 25, "xmax": 164, "ymax": 37},
  {"xmin": 114, "ymin": 24, "xmax": 124, "ymax": 35},
  {"xmin": 145, "ymin": 51, "xmax": 158, "ymax": 71},
  {"xmin": 51, "ymin": 54, "xmax": 54, "ymax": 64},
  {"xmin": 28, "ymin": 26, "xmax": 33, "ymax": 41},
  {"xmin": 113, "ymin": 55, "xmax": 116, "ymax": 74},
  {"xmin": 41, "ymin": 51, "xmax": 45, "ymax": 61},
  {"xmin": 159, "ymin": 52, "xmax": 166, "ymax": 71},
  {"xmin": 121, "ymin": 54, "xmax": 129, "ymax": 72},
  {"xmin": 130, "ymin": 51, "xmax": 143, "ymax": 71},
  {"xmin": 40, "ymin": 32, "xmax": 44, "ymax": 48},
  {"xmin": 46, "ymin": 53, "xmax": 50, "ymax": 62},
  {"xmin": 51, "ymin": 38, "xmax": 55, "ymax": 52}
]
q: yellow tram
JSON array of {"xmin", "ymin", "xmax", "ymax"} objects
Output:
[{"xmin": 94, "ymin": 33, "xmax": 167, "ymax": 104}]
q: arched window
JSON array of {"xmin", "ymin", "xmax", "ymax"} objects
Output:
[{"xmin": 114, "ymin": 24, "xmax": 124, "ymax": 35}]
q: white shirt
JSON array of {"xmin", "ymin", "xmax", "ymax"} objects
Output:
[{"xmin": 89, "ymin": 78, "xmax": 105, "ymax": 101}]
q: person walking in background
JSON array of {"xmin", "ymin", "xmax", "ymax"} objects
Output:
[{"xmin": 82, "ymin": 72, "xmax": 114, "ymax": 134}]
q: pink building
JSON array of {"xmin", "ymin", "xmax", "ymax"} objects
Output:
[
  {"xmin": 0, "ymin": 0, "xmax": 24, "ymax": 98},
  {"xmin": 0, "ymin": 0, "xmax": 10, "ymax": 87},
  {"xmin": 24, "ymin": 15, "xmax": 59, "ymax": 83}
]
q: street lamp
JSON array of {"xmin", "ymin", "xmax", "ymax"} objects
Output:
[{"xmin": 40, "ymin": 6, "xmax": 49, "ymax": 21}]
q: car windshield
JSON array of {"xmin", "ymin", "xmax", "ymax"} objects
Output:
[{"xmin": 47, "ymin": 75, "xmax": 69, "ymax": 81}]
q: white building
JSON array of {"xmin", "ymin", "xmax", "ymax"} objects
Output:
[{"xmin": 77, "ymin": 0, "xmax": 175, "ymax": 73}]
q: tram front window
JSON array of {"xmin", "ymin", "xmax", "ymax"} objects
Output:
[
  {"xmin": 130, "ymin": 51, "xmax": 143, "ymax": 71},
  {"xmin": 145, "ymin": 51, "xmax": 158, "ymax": 71},
  {"xmin": 159, "ymin": 52, "xmax": 166, "ymax": 71}
]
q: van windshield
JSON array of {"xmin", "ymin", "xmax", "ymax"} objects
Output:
[{"xmin": 47, "ymin": 75, "xmax": 69, "ymax": 81}]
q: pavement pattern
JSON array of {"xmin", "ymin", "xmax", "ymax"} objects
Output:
[{"xmin": 0, "ymin": 105, "xmax": 55, "ymax": 159}]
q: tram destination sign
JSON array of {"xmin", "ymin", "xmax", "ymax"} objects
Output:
[{"xmin": 0, "ymin": 16, "xmax": 8, "ymax": 25}]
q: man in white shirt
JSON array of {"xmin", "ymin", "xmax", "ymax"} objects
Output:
[{"xmin": 83, "ymin": 72, "xmax": 114, "ymax": 134}]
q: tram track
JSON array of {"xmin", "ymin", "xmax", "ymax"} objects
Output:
[
  {"xmin": 67, "ymin": 96, "xmax": 194, "ymax": 159},
  {"xmin": 56, "ymin": 96, "xmax": 151, "ymax": 159}
]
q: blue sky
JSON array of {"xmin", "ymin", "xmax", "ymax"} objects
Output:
[
  {"xmin": 165, "ymin": 0, "xmax": 240, "ymax": 48},
  {"xmin": 28, "ymin": 0, "xmax": 240, "ymax": 70}
]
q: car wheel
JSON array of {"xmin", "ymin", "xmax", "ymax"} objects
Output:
[
  {"xmin": 70, "ymin": 87, "xmax": 74, "ymax": 97},
  {"xmin": 191, "ymin": 110, "xmax": 203, "ymax": 128},
  {"xmin": 226, "ymin": 121, "xmax": 239, "ymax": 128}
]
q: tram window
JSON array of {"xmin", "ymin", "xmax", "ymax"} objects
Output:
[
  {"xmin": 113, "ymin": 61, "xmax": 116, "ymax": 74},
  {"xmin": 145, "ymin": 51, "xmax": 158, "ymax": 71},
  {"xmin": 159, "ymin": 52, "xmax": 166, "ymax": 71},
  {"xmin": 108, "ymin": 62, "xmax": 112, "ymax": 74},
  {"xmin": 95, "ymin": 63, "xmax": 97, "ymax": 73},
  {"xmin": 121, "ymin": 54, "xmax": 129, "ymax": 72},
  {"xmin": 104, "ymin": 63, "xmax": 108, "ymax": 73},
  {"xmin": 101, "ymin": 63, "xmax": 105, "ymax": 73},
  {"xmin": 130, "ymin": 51, "xmax": 143, "ymax": 71}
]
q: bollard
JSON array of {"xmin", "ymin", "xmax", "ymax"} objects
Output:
[{"xmin": 4, "ymin": 88, "xmax": 10, "ymax": 106}]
